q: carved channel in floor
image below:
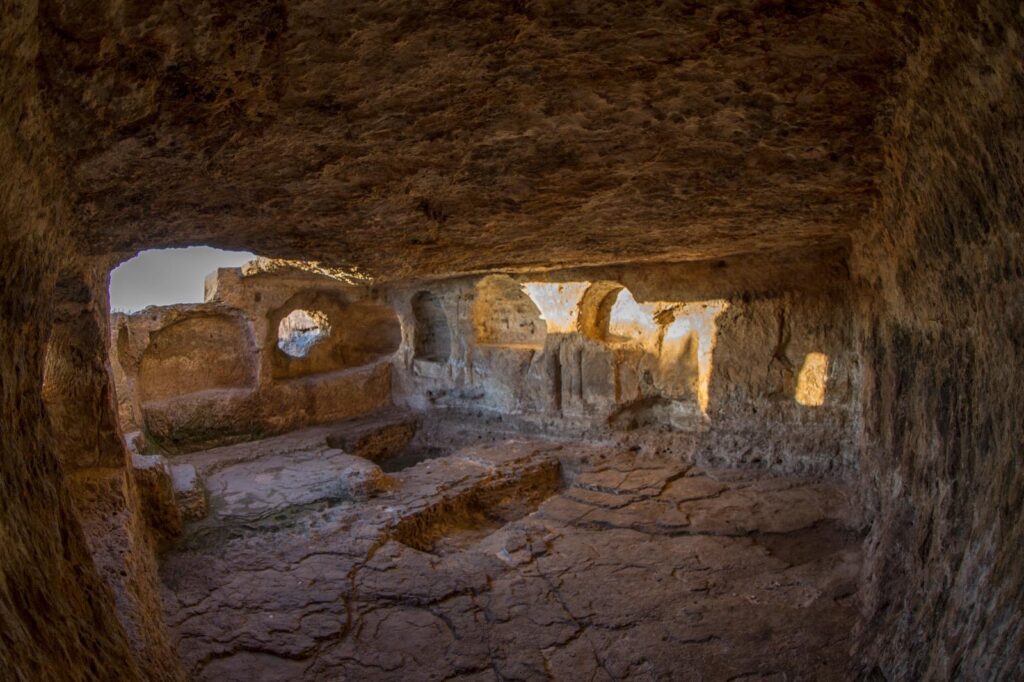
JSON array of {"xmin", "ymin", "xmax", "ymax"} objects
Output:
[{"xmin": 390, "ymin": 457, "xmax": 562, "ymax": 555}]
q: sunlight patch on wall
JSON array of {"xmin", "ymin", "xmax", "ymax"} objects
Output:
[
  {"xmin": 661, "ymin": 300, "xmax": 730, "ymax": 415},
  {"xmin": 796, "ymin": 352, "xmax": 829, "ymax": 406},
  {"xmin": 522, "ymin": 282, "xmax": 591, "ymax": 334}
]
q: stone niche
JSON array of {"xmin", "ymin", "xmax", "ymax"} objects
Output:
[
  {"xmin": 112, "ymin": 306, "xmax": 260, "ymax": 453},
  {"xmin": 411, "ymin": 290, "xmax": 452, "ymax": 362},
  {"xmin": 472, "ymin": 275, "xmax": 547, "ymax": 348},
  {"xmin": 138, "ymin": 313, "xmax": 255, "ymax": 403}
]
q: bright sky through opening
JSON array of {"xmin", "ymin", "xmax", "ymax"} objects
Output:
[{"xmin": 109, "ymin": 247, "xmax": 256, "ymax": 312}]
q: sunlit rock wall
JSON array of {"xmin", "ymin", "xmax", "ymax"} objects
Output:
[
  {"xmin": 111, "ymin": 267, "xmax": 399, "ymax": 453},
  {"xmin": 851, "ymin": 3, "xmax": 1024, "ymax": 678},
  {"xmin": 388, "ymin": 249, "xmax": 858, "ymax": 476}
]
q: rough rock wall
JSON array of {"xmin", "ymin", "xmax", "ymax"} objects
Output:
[
  {"xmin": 0, "ymin": 2, "xmax": 147, "ymax": 678},
  {"xmin": 42, "ymin": 264, "xmax": 180, "ymax": 677},
  {"xmin": 40, "ymin": 0, "xmax": 904, "ymax": 278},
  {"xmin": 852, "ymin": 2, "xmax": 1024, "ymax": 678},
  {"xmin": 473, "ymin": 275, "xmax": 548, "ymax": 347},
  {"xmin": 698, "ymin": 287, "xmax": 857, "ymax": 474},
  {"xmin": 111, "ymin": 267, "xmax": 398, "ymax": 453},
  {"xmin": 137, "ymin": 313, "xmax": 257, "ymax": 402},
  {"xmin": 389, "ymin": 251, "xmax": 858, "ymax": 476},
  {"xmin": 43, "ymin": 266, "xmax": 126, "ymax": 470}
]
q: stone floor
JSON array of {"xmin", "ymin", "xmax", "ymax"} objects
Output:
[{"xmin": 159, "ymin": 416, "xmax": 863, "ymax": 681}]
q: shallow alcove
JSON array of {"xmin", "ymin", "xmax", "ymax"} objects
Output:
[
  {"xmin": 411, "ymin": 291, "xmax": 451, "ymax": 362},
  {"xmin": 656, "ymin": 318, "xmax": 701, "ymax": 401},
  {"xmin": 577, "ymin": 281, "xmax": 625, "ymax": 339},
  {"xmin": 472, "ymin": 275, "xmax": 547, "ymax": 348},
  {"xmin": 138, "ymin": 314, "xmax": 256, "ymax": 403},
  {"xmin": 130, "ymin": 312, "xmax": 260, "ymax": 452}
]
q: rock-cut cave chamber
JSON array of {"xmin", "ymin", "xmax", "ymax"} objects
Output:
[{"xmin": 2, "ymin": 2, "xmax": 1022, "ymax": 681}]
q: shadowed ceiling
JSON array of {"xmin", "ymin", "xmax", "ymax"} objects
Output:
[{"xmin": 40, "ymin": 0, "xmax": 909, "ymax": 280}]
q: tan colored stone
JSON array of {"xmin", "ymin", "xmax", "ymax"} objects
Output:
[{"xmin": 325, "ymin": 420, "xmax": 418, "ymax": 463}]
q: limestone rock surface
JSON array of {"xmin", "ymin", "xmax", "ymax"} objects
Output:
[
  {"xmin": 40, "ymin": 1, "xmax": 906, "ymax": 279},
  {"xmin": 160, "ymin": 423, "xmax": 863, "ymax": 680},
  {"xmin": 131, "ymin": 454, "xmax": 183, "ymax": 545},
  {"xmin": 1, "ymin": 2, "xmax": 1021, "ymax": 681}
]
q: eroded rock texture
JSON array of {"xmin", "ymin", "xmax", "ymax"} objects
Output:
[
  {"xmin": 851, "ymin": 3, "xmax": 1024, "ymax": 678},
  {"xmin": 1, "ymin": 0, "xmax": 1022, "ymax": 680},
  {"xmin": 388, "ymin": 249, "xmax": 859, "ymax": 476},
  {"xmin": 0, "ymin": 7, "xmax": 155, "ymax": 680},
  {"xmin": 41, "ymin": 0, "xmax": 905, "ymax": 276},
  {"xmin": 158, "ymin": 418, "xmax": 863, "ymax": 680},
  {"xmin": 111, "ymin": 266, "xmax": 399, "ymax": 453}
]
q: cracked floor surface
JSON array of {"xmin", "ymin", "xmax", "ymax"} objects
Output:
[{"xmin": 160, "ymin": 419, "xmax": 863, "ymax": 681}]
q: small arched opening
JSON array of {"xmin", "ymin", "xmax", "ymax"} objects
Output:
[
  {"xmin": 579, "ymin": 283, "xmax": 665, "ymax": 348},
  {"xmin": 269, "ymin": 291, "xmax": 401, "ymax": 379}
]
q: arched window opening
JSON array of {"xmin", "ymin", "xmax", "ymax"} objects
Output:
[
  {"xmin": 412, "ymin": 291, "xmax": 451, "ymax": 362},
  {"xmin": 577, "ymin": 281, "xmax": 623, "ymax": 341},
  {"xmin": 578, "ymin": 283, "xmax": 660, "ymax": 346},
  {"xmin": 269, "ymin": 292, "xmax": 400, "ymax": 380},
  {"xmin": 277, "ymin": 309, "xmax": 332, "ymax": 358}
]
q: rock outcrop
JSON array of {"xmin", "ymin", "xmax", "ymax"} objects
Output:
[
  {"xmin": 159, "ymin": 423, "xmax": 863, "ymax": 680},
  {"xmin": 1, "ymin": 1, "xmax": 1021, "ymax": 680},
  {"xmin": 111, "ymin": 267, "xmax": 398, "ymax": 453},
  {"xmin": 850, "ymin": 3, "xmax": 1024, "ymax": 678}
]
